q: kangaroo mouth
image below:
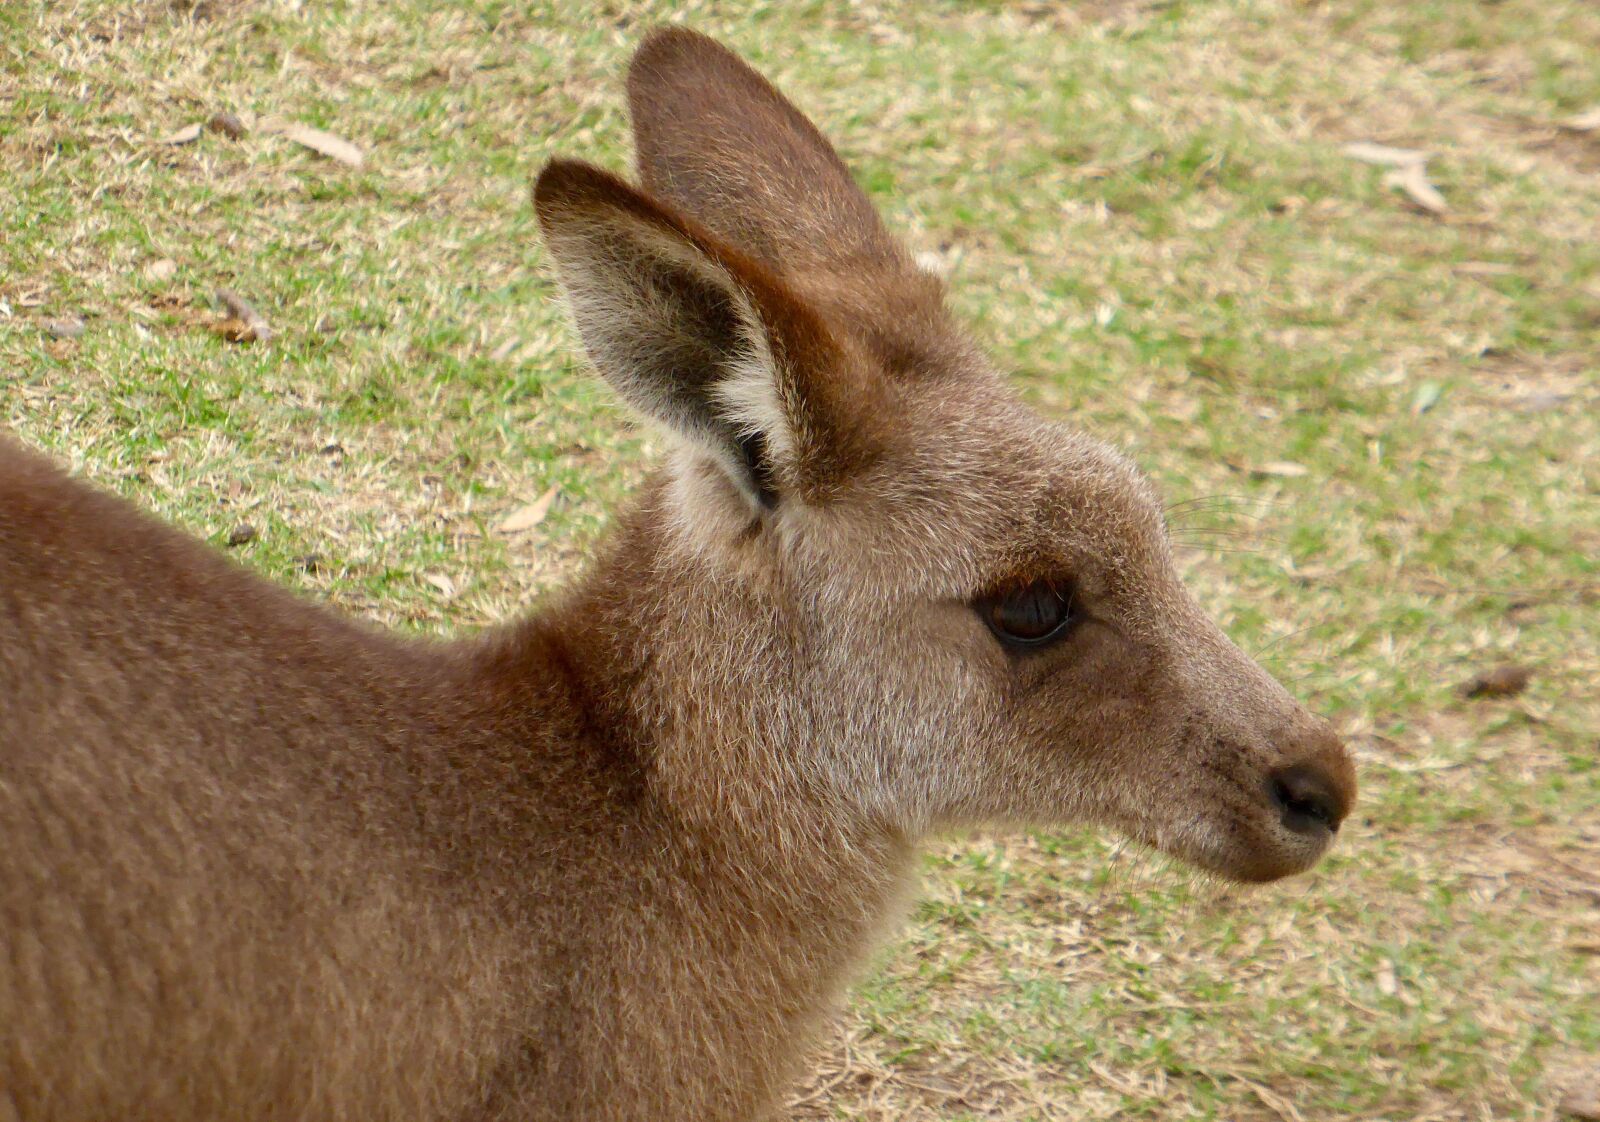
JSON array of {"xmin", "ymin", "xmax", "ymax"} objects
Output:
[
  {"xmin": 1131, "ymin": 728, "xmax": 1357, "ymax": 883},
  {"xmin": 1121, "ymin": 778, "xmax": 1347, "ymax": 885},
  {"xmin": 1143, "ymin": 821, "xmax": 1335, "ymax": 884}
]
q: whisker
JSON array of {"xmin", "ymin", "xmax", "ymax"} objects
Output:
[
  {"xmin": 1165, "ymin": 494, "xmax": 1286, "ymax": 515},
  {"xmin": 1171, "ymin": 527, "xmax": 1274, "ymax": 541},
  {"xmin": 1171, "ymin": 543, "xmax": 1267, "ymax": 556}
]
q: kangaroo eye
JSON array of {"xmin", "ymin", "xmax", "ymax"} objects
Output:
[{"xmin": 980, "ymin": 582, "xmax": 1077, "ymax": 647}]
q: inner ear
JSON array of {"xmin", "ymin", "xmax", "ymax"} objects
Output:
[
  {"xmin": 631, "ymin": 255, "xmax": 747, "ymax": 433},
  {"xmin": 736, "ymin": 432, "xmax": 778, "ymax": 509},
  {"xmin": 535, "ymin": 159, "xmax": 872, "ymax": 513},
  {"xmin": 636, "ymin": 257, "xmax": 780, "ymax": 509}
]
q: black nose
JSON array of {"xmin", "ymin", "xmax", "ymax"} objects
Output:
[{"xmin": 1267, "ymin": 763, "xmax": 1348, "ymax": 836}]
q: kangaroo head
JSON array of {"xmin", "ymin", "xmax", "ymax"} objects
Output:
[{"xmin": 533, "ymin": 29, "xmax": 1355, "ymax": 883}]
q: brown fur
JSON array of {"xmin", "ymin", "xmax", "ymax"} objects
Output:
[{"xmin": 0, "ymin": 28, "xmax": 1355, "ymax": 1122}]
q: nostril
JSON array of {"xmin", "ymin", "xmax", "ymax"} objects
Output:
[{"xmin": 1267, "ymin": 763, "xmax": 1347, "ymax": 836}]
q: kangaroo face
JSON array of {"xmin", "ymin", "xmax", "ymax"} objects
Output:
[
  {"xmin": 538, "ymin": 28, "xmax": 1355, "ymax": 883},
  {"xmin": 740, "ymin": 377, "xmax": 1356, "ymax": 883}
]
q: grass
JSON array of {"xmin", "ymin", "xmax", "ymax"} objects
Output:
[{"xmin": 3, "ymin": 1, "xmax": 1597, "ymax": 1118}]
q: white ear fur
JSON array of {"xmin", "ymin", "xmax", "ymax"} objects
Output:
[{"xmin": 711, "ymin": 342, "xmax": 796, "ymax": 476}]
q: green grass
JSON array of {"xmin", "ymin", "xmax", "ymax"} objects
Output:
[{"xmin": 3, "ymin": 2, "xmax": 1597, "ymax": 1119}]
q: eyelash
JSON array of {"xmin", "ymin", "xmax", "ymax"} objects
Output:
[{"xmin": 976, "ymin": 581, "xmax": 1078, "ymax": 649}]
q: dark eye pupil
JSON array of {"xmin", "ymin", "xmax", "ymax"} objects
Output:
[{"xmin": 985, "ymin": 583, "xmax": 1074, "ymax": 645}]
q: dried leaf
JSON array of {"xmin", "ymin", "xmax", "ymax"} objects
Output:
[
  {"xmin": 423, "ymin": 572, "xmax": 457, "ymax": 598},
  {"xmin": 1251, "ymin": 461, "xmax": 1310, "ymax": 478},
  {"xmin": 1560, "ymin": 106, "xmax": 1600, "ymax": 134},
  {"xmin": 497, "ymin": 486, "xmax": 559, "ymax": 534},
  {"xmin": 160, "ymin": 122, "xmax": 203, "ymax": 145},
  {"xmin": 213, "ymin": 317, "xmax": 255, "ymax": 343},
  {"xmin": 225, "ymin": 524, "xmax": 258, "ymax": 547},
  {"xmin": 1382, "ymin": 162, "xmax": 1448, "ymax": 215},
  {"xmin": 1342, "ymin": 140, "xmax": 1429, "ymax": 167},
  {"xmin": 213, "ymin": 287, "xmax": 273, "ymax": 344},
  {"xmin": 207, "ymin": 111, "xmax": 246, "ymax": 140},
  {"xmin": 1461, "ymin": 664, "xmax": 1533, "ymax": 699},
  {"xmin": 279, "ymin": 122, "xmax": 364, "ymax": 167},
  {"xmin": 1376, "ymin": 959, "xmax": 1398, "ymax": 996},
  {"xmin": 144, "ymin": 258, "xmax": 177, "ymax": 282},
  {"xmin": 42, "ymin": 317, "xmax": 86, "ymax": 340}
]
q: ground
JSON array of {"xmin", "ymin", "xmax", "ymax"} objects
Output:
[{"xmin": 2, "ymin": 1, "xmax": 1597, "ymax": 1119}]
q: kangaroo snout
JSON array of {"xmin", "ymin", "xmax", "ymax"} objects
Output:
[
  {"xmin": 1124, "ymin": 614, "xmax": 1359, "ymax": 884},
  {"xmin": 1267, "ymin": 759, "xmax": 1352, "ymax": 838},
  {"xmin": 1228, "ymin": 717, "xmax": 1356, "ymax": 882}
]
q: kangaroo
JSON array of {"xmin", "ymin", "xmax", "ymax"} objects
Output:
[{"xmin": 0, "ymin": 27, "xmax": 1355, "ymax": 1122}]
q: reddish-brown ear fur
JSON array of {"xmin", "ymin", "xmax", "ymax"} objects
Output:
[
  {"xmin": 625, "ymin": 27, "xmax": 970, "ymax": 391},
  {"xmin": 627, "ymin": 27, "xmax": 897, "ymax": 273}
]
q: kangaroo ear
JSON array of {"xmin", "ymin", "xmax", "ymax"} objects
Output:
[
  {"xmin": 533, "ymin": 159, "xmax": 880, "ymax": 511},
  {"xmin": 626, "ymin": 27, "xmax": 906, "ymax": 277}
]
